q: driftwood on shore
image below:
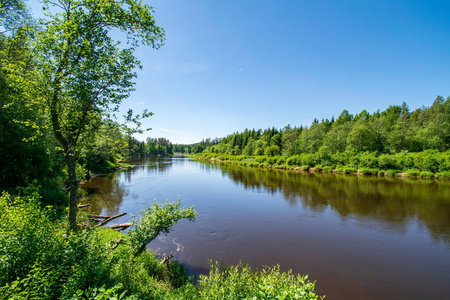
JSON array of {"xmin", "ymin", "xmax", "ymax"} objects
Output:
[
  {"xmin": 88, "ymin": 214, "xmax": 110, "ymax": 219},
  {"xmin": 94, "ymin": 212, "xmax": 127, "ymax": 228},
  {"xmin": 106, "ymin": 223, "xmax": 132, "ymax": 231},
  {"xmin": 82, "ymin": 204, "xmax": 129, "ymax": 232}
]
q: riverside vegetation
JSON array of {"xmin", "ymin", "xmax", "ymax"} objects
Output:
[
  {"xmin": 0, "ymin": 1, "xmax": 321, "ymax": 299},
  {"xmin": 195, "ymin": 99, "xmax": 450, "ymax": 180}
]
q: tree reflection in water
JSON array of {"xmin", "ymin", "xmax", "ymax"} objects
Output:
[{"xmin": 206, "ymin": 161, "xmax": 450, "ymax": 243}]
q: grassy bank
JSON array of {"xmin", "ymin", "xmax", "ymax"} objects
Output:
[{"xmin": 194, "ymin": 150, "xmax": 450, "ymax": 180}]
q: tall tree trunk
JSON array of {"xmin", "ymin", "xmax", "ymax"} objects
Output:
[{"xmin": 65, "ymin": 151, "xmax": 78, "ymax": 232}]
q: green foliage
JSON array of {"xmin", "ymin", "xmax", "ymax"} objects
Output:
[
  {"xmin": 255, "ymin": 147, "xmax": 265, "ymax": 156},
  {"xmin": 358, "ymin": 168, "xmax": 378, "ymax": 175},
  {"xmin": 346, "ymin": 123, "xmax": 377, "ymax": 152},
  {"xmin": 0, "ymin": 192, "xmax": 115, "ymax": 299},
  {"xmin": 406, "ymin": 169, "xmax": 421, "ymax": 177},
  {"xmin": 420, "ymin": 171, "xmax": 435, "ymax": 178},
  {"xmin": 70, "ymin": 284, "xmax": 135, "ymax": 300},
  {"xmin": 385, "ymin": 169, "xmax": 400, "ymax": 177},
  {"xmin": 323, "ymin": 166, "xmax": 333, "ymax": 173},
  {"xmin": 0, "ymin": 192, "xmax": 201, "ymax": 299},
  {"xmin": 314, "ymin": 165, "xmax": 323, "ymax": 172},
  {"xmin": 436, "ymin": 171, "xmax": 450, "ymax": 179},
  {"xmin": 343, "ymin": 166, "xmax": 357, "ymax": 174},
  {"xmin": 195, "ymin": 97, "xmax": 450, "ymax": 181},
  {"xmin": 198, "ymin": 261, "xmax": 321, "ymax": 300},
  {"xmin": 264, "ymin": 145, "xmax": 281, "ymax": 157},
  {"xmin": 128, "ymin": 199, "xmax": 197, "ymax": 257}
]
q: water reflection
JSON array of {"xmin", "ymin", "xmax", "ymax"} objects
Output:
[
  {"xmin": 81, "ymin": 157, "xmax": 175, "ymax": 214},
  {"xmin": 81, "ymin": 173, "xmax": 128, "ymax": 216},
  {"xmin": 126, "ymin": 157, "xmax": 174, "ymax": 180},
  {"xmin": 205, "ymin": 161, "xmax": 450, "ymax": 243},
  {"xmin": 83, "ymin": 158, "xmax": 450, "ymax": 244}
]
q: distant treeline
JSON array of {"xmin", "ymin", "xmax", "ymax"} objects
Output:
[
  {"xmin": 127, "ymin": 137, "xmax": 222, "ymax": 156},
  {"xmin": 197, "ymin": 97, "xmax": 450, "ymax": 178}
]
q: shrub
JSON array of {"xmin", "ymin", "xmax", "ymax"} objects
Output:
[
  {"xmin": 276, "ymin": 156, "xmax": 286, "ymax": 165},
  {"xmin": 358, "ymin": 168, "xmax": 378, "ymax": 175},
  {"xmin": 420, "ymin": 171, "xmax": 435, "ymax": 178},
  {"xmin": 343, "ymin": 166, "xmax": 356, "ymax": 174},
  {"xmin": 255, "ymin": 147, "xmax": 265, "ymax": 156},
  {"xmin": 256, "ymin": 156, "xmax": 267, "ymax": 163},
  {"xmin": 286, "ymin": 155, "xmax": 301, "ymax": 167},
  {"xmin": 436, "ymin": 171, "xmax": 450, "ymax": 179},
  {"xmin": 264, "ymin": 145, "xmax": 281, "ymax": 157},
  {"xmin": 301, "ymin": 154, "xmax": 317, "ymax": 167},
  {"xmin": 406, "ymin": 169, "xmax": 421, "ymax": 177},
  {"xmin": 323, "ymin": 166, "xmax": 333, "ymax": 173},
  {"xmin": 300, "ymin": 166, "xmax": 310, "ymax": 171},
  {"xmin": 198, "ymin": 261, "xmax": 321, "ymax": 300},
  {"xmin": 385, "ymin": 169, "xmax": 400, "ymax": 177},
  {"xmin": 314, "ymin": 165, "xmax": 323, "ymax": 172},
  {"xmin": 335, "ymin": 166, "xmax": 344, "ymax": 173},
  {"xmin": 357, "ymin": 151, "xmax": 379, "ymax": 168},
  {"xmin": 266, "ymin": 156, "xmax": 278, "ymax": 165},
  {"xmin": 378, "ymin": 154, "xmax": 397, "ymax": 170}
]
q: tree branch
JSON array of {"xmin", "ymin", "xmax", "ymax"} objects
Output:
[
  {"xmin": 159, "ymin": 252, "xmax": 174, "ymax": 265},
  {"xmin": 94, "ymin": 212, "xmax": 127, "ymax": 228}
]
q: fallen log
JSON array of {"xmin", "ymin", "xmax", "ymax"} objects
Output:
[
  {"xmin": 106, "ymin": 223, "xmax": 132, "ymax": 230},
  {"xmin": 88, "ymin": 215, "xmax": 110, "ymax": 219},
  {"xmin": 94, "ymin": 212, "xmax": 127, "ymax": 228},
  {"xmin": 78, "ymin": 204, "xmax": 91, "ymax": 209}
]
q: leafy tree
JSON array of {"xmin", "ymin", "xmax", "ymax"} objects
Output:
[
  {"xmin": 323, "ymin": 123, "xmax": 352, "ymax": 153},
  {"xmin": 270, "ymin": 133, "xmax": 282, "ymax": 148},
  {"xmin": 243, "ymin": 138, "xmax": 256, "ymax": 156},
  {"xmin": 335, "ymin": 109, "xmax": 353, "ymax": 125},
  {"xmin": 281, "ymin": 126, "xmax": 301, "ymax": 156},
  {"xmin": 255, "ymin": 147, "xmax": 264, "ymax": 156},
  {"xmin": 0, "ymin": 0, "xmax": 34, "ymax": 33},
  {"xmin": 346, "ymin": 123, "xmax": 377, "ymax": 152},
  {"xmin": 299, "ymin": 122, "xmax": 327, "ymax": 153},
  {"xmin": 33, "ymin": 0, "xmax": 165, "ymax": 231},
  {"xmin": 264, "ymin": 145, "xmax": 281, "ymax": 157}
]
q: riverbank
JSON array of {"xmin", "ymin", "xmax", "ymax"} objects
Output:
[
  {"xmin": 0, "ymin": 191, "xmax": 323, "ymax": 300},
  {"xmin": 194, "ymin": 151, "xmax": 450, "ymax": 180}
]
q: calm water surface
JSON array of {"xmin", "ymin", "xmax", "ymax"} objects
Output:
[{"xmin": 82, "ymin": 156, "xmax": 450, "ymax": 300}]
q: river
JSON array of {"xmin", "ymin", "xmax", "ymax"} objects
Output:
[{"xmin": 81, "ymin": 156, "xmax": 450, "ymax": 299}]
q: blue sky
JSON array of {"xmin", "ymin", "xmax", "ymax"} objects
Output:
[{"xmin": 29, "ymin": 0, "xmax": 450, "ymax": 144}]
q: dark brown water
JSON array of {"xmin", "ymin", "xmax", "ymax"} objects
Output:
[{"xmin": 81, "ymin": 156, "xmax": 450, "ymax": 299}]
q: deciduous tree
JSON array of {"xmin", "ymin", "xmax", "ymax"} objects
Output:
[{"xmin": 35, "ymin": 0, "xmax": 164, "ymax": 231}]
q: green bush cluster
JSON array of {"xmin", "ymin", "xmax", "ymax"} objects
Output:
[
  {"xmin": 196, "ymin": 149, "xmax": 450, "ymax": 179},
  {"xmin": 197, "ymin": 261, "xmax": 321, "ymax": 300},
  {"xmin": 0, "ymin": 193, "xmax": 193, "ymax": 299}
]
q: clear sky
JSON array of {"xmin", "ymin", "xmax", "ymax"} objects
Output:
[{"xmin": 29, "ymin": 0, "xmax": 450, "ymax": 144}]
